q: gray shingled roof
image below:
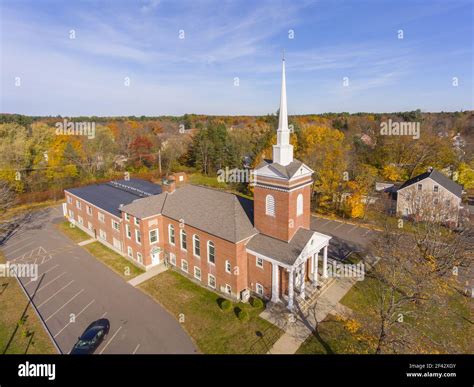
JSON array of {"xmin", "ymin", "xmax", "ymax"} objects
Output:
[
  {"xmin": 122, "ymin": 185, "xmax": 257, "ymax": 243},
  {"xmin": 256, "ymin": 159, "xmax": 306, "ymax": 179},
  {"xmin": 246, "ymin": 228, "xmax": 316, "ymax": 266},
  {"xmin": 398, "ymin": 169, "xmax": 462, "ymax": 198}
]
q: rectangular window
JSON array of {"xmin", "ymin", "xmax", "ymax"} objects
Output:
[
  {"xmin": 99, "ymin": 229, "xmax": 106, "ymax": 240},
  {"xmin": 168, "ymin": 225, "xmax": 175, "ymax": 245},
  {"xmin": 127, "ymin": 246, "xmax": 133, "ymax": 258},
  {"xmin": 134, "ymin": 217, "xmax": 139, "ymax": 226},
  {"xmin": 225, "ymin": 284, "xmax": 232, "ymax": 295},
  {"xmin": 112, "ymin": 220, "xmax": 120, "ymax": 231},
  {"xmin": 76, "ymin": 200, "xmax": 81, "ymax": 210},
  {"xmin": 126, "ymin": 224, "xmax": 131, "ymax": 239},
  {"xmin": 78, "ymin": 216, "xmax": 83, "ymax": 225},
  {"xmin": 68, "ymin": 209, "xmax": 74, "ymax": 219},
  {"xmin": 417, "ymin": 184, "xmax": 422, "ymax": 191},
  {"xmin": 256, "ymin": 257, "xmax": 264, "ymax": 268},
  {"xmin": 137, "ymin": 252, "xmax": 143, "ymax": 264},
  {"xmin": 149, "ymin": 229, "xmax": 159, "ymax": 244},
  {"xmin": 169, "ymin": 253, "xmax": 176, "ymax": 266},
  {"xmin": 193, "ymin": 235, "xmax": 200, "ymax": 257},
  {"xmin": 98, "ymin": 212, "xmax": 105, "ymax": 223},
  {"xmin": 67, "ymin": 196, "xmax": 72, "ymax": 204},
  {"xmin": 194, "ymin": 266, "xmax": 201, "ymax": 281},
  {"xmin": 87, "ymin": 221, "xmax": 93, "ymax": 231},
  {"xmin": 125, "ymin": 213, "xmax": 130, "ymax": 221},
  {"xmin": 181, "ymin": 259, "xmax": 188, "ymax": 273},
  {"xmin": 87, "ymin": 206, "xmax": 92, "ymax": 216},
  {"xmin": 256, "ymin": 283, "xmax": 264, "ymax": 296},
  {"xmin": 434, "ymin": 185, "xmax": 439, "ymax": 193},
  {"xmin": 180, "ymin": 230, "xmax": 187, "ymax": 251},
  {"xmin": 135, "ymin": 230, "xmax": 141, "ymax": 244},
  {"xmin": 208, "ymin": 242, "xmax": 215, "ymax": 264},
  {"xmin": 208, "ymin": 274, "xmax": 216, "ymax": 289},
  {"xmin": 225, "ymin": 260, "xmax": 231, "ymax": 274}
]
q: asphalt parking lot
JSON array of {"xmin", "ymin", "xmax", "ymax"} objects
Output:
[
  {"xmin": 1, "ymin": 206, "xmax": 196, "ymax": 354},
  {"xmin": 311, "ymin": 215, "xmax": 376, "ymax": 248}
]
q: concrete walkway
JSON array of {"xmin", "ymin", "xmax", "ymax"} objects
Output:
[
  {"xmin": 128, "ymin": 264, "xmax": 168, "ymax": 287},
  {"xmin": 262, "ymin": 276, "xmax": 359, "ymax": 354},
  {"xmin": 78, "ymin": 238, "xmax": 95, "ymax": 246}
]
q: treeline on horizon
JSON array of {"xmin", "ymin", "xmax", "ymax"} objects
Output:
[{"xmin": 0, "ymin": 110, "xmax": 472, "ymax": 218}]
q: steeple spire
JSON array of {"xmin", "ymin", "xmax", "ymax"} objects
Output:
[{"xmin": 272, "ymin": 55, "xmax": 294, "ymax": 166}]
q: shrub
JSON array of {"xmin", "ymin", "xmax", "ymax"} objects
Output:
[
  {"xmin": 250, "ymin": 297, "xmax": 264, "ymax": 309},
  {"xmin": 237, "ymin": 309, "xmax": 249, "ymax": 322},
  {"xmin": 219, "ymin": 299, "xmax": 232, "ymax": 312}
]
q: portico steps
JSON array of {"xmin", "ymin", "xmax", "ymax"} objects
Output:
[{"xmin": 296, "ymin": 276, "xmax": 337, "ymax": 314}]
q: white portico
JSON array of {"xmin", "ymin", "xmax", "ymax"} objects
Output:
[{"xmin": 247, "ymin": 229, "xmax": 331, "ymax": 311}]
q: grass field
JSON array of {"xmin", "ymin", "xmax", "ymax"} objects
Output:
[
  {"xmin": 0, "ymin": 253, "xmax": 56, "ymax": 354},
  {"xmin": 140, "ymin": 270, "xmax": 283, "ymax": 354},
  {"xmin": 56, "ymin": 221, "xmax": 90, "ymax": 243}
]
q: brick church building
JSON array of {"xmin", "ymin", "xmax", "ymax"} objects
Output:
[{"xmin": 63, "ymin": 59, "xmax": 331, "ymax": 310}]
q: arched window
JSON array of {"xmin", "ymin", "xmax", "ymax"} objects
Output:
[
  {"xmin": 168, "ymin": 224, "xmax": 175, "ymax": 245},
  {"xmin": 207, "ymin": 241, "xmax": 215, "ymax": 264},
  {"xmin": 265, "ymin": 194, "xmax": 275, "ymax": 217},
  {"xmin": 193, "ymin": 235, "xmax": 200, "ymax": 257},
  {"xmin": 297, "ymin": 193, "xmax": 303, "ymax": 216}
]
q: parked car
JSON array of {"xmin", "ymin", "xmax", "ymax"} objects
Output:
[{"xmin": 70, "ymin": 319, "xmax": 110, "ymax": 354}]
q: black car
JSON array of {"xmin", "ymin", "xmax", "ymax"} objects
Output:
[{"xmin": 70, "ymin": 319, "xmax": 110, "ymax": 354}]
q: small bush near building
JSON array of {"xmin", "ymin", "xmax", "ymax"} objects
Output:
[
  {"xmin": 237, "ymin": 309, "xmax": 249, "ymax": 322},
  {"xmin": 250, "ymin": 297, "xmax": 264, "ymax": 309},
  {"xmin": 219, "ymin": 299, "xmax": 232, "ymax": 312}
]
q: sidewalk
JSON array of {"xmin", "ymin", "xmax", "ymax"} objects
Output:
[
  {"xmin": 262, "ymin": 276, "xmax": 358, "ymax": 354},
  {"xmin": 128, "ymin": 264, "xmax": 168, "ymax": 287}
]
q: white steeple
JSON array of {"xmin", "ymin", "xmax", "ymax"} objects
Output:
[{"xmin": 272, "ymin": 56, "xmax": 294, "ymax": 166}]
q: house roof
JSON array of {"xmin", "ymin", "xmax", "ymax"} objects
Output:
[
  {"xmin": 122, "ymin": 185, "xmax": 257, "ymax": 243},
  {"xmin": 66, "ymin": 179, "xmax": 162, "ymax": 217},
  {"xmin": 256, "ymin": 159, "xmax": 310, "ymax": 179},
  {"xmin": 246, "ymin": 228, "xmax": 318, "ymax": 266},
  {"xmin": 398, "ymin": 169, "xmax": 462, "ymax": 198}
]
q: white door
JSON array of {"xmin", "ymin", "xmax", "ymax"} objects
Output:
[{"xmin": 151, "ymin": 248, "xmax": 161, "ymax": 266}]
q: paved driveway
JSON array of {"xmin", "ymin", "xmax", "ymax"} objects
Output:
[{"xmin": 0, "ymin": 206, "xmax": 196, "ymax": 354}]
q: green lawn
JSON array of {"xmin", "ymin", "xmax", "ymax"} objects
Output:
[
  {"xmin": 298, "ymin": 275, "xmax": 473, "ymax": 354},
  {"xmin": 56, "ymin": 221, "xmax": 90, "ymax": 243},
  {"xmin": 0, "ymin": 253, "xmax": 56, "ymax": 354},
  {"xmin": 139, "ymin": 270, "xmax": 283, "ymax": 354},
  {"xmin": 83, "ymin": 242, "xmax": 144, "ymax": 280}
]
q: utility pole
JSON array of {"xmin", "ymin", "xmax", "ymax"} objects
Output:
[{"xmin": 158, "ymin": 149, "xmax": 162, "ymax": 176}]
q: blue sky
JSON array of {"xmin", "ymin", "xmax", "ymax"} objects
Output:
[{"xmin": 1, "ymin": 0, "xmax": 472, "ymax": 116}]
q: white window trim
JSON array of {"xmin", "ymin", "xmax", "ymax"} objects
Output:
[
  {"xmin": 168, "ymin": 224, "xmax": 175, "ymax": 245},
  {"xmin": 149, "ymin": 229, "xmax": 159, "ymax": 245},
  {"xmin": 99, "ymin": 229, "xmax": 106, "ymax": 240},
  {"xmin": 135, "ymin": 229, "xmax": 141, "ymax": 245},
  {"xmin": 256, "ymin": 257, "xmax": 264, "ymax": 269},
  {"xmin": 127, "ymin": 246, "xmax": 133, "ymax": 258},
  {"xmin": 194, "ymin": 266, "xmax": 201, "ymax": 281},
  {"xmin": 225, "ymin": 284, "xmax": 232, "ymax": 295},
  {"xmin": 87, "ymin": 206, "xmax": 92, "ymax": 216},
  {"xmin": 125, "ymin": 213, "xmax": 130, "ymax": 221},
  {"xmin": 98, "ymin": 212, "xmax": 105, "ymax": 223},
  {"xmin": 296, "ymin": 193, "xmax": 303, "ymax": 216},
  {"xmin": 225, "ymin": 260, "xmax": 231, "ymax": 274},
  {"xmin": 134, "ymin": 217, "xmax": 140, "ymax": 226},
  {"xmin": 193, "ymin": 234, "xmax": 200, "ymax": 258},
  {"xmin": 256, "ymin": 283, "xmax": 264, "ymax": 296},
  {"xmin": 180, "ymin": 229, "xmax": 187, "ymax": 251},
  {"xmin": 137, "ymin": 252, "xmax": 143, "ymax": 263},
  {"xmin": 208, "ymin": 274, "xmax": 216, "ymax": 289},
  {"xmin": 126, "ymin": 224, "xmax": 132, "ymax": 239},
  {"xmin": 67, "ymin": 196, "xmax": 72, "ymax": 204},
  {"xmin": 169, "ymin": 252, "xmax": 176, "ymax": 266},
  {"xmin": 265, "ymin": 194, "xmax": 275, "ymax": 217},
  {"xmin": 207, "ymin": 241, "xmax": 215, "ymax": 265},
  {"xmin": 76, "ymin": 200, "xmax": 81, "ymax": 209},
  {"xmin": 78, "ymin": 216, "xmax": 83, "ymax": 225},
  {"xmin": 181, "ymin": 259, "xmax": 188, "ymax": 273},
  {"xmin": 112, "ymin": 219, "xmax": 120, "ymax": 231}
]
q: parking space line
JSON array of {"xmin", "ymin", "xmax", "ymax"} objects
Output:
[
  {"xmin": 24, "ymin": 264, "xmax": 59, "ymax": 286},
  {"xmin": 333, "ymin": 222, "xmax": 345, "ymax": 230},
  {"xmin": 321, "ymin": 219, "xmax": 332, "ymax": 227},
  {"xmin": 132, "ymin": 344, "xmax": 140, "ymax": 354},
  {"xmin": 101, "ymin": 312, "xmax": 107, "ymax": 318},
  {"xmin": 36, "ymin": 272, "xmax": 66, "ymax": 293},
  {"xmin": 347, "ymin": 225, "xmax": 359, "ymax": 234},
  {"xmin": 2, "ymin": 236, "xmax": 33, "ymax": 251},
  {"xmin": 9, "ymin": 242, "xmax": 37, "ymax": 259},
  {"xmin": 53, "ymin": 299, "xmax": 96, "ymax": 338},
  {"xmin": 363, "ymin": 229, "xmax": 372, "ymax": 237},
  {"xmin": 99, "ymin": 326, "xmax": 122, "ymax": 354},
  {"xmin": 44, "ymin": 289, "xmax": 85, "ymax": 321},
  {"xmin": 37, "ymin": 280, "xmax": 74, "ymax": 308}
]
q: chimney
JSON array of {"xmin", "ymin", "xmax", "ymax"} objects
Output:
[
  {"xmin": 161, "ymin": 178, "xmax": 176, "ymax": 193},
  {"xmin": 427, "ymin": 166, "xmax": 433, "ymax": 173}
]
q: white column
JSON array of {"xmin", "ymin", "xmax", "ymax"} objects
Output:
[
  {"xmin": 322, "ymin": 245, "xmax": 328, "ymax": 278},
  {"xmin": 287, "ymin": 269, "xmax": 294, "ymax": 310},
  {"xmin": 312, "ymin": 252, "xmax": 319, "ymax": 284},
  {"xmin": 300, "ymin": 262, "xmax": 306, "ymax": 300},
  {"xmin": 271, "ymin": 263, "xmax": 280, "ymax": 303}
]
